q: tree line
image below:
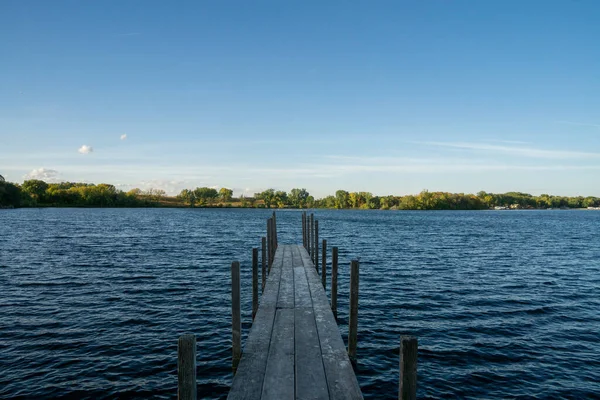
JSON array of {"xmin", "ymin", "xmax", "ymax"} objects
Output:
[{"xmin": 1, "ymin": 178, "xmax": 599, "ymax": 210}]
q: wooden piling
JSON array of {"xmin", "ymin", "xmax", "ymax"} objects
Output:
[
  {"xmin": 178, "ymin": 334, "xmax": 197, "ymax": 400},
  {"xmin": 308, "ymin": 213, "xmax": 313, "ymax": 256},
  {"xmin": 231, "ymin": 261, "xmax": 241, "ymax": 373},
  {"xmin": 348, "ymin": 259, "xmax": 359, "ymax": 362},
  {"xmin": 302, "ymin": 212, "xmax": 306, "ymax": 248},
  {"xmin": 314, "ymin": 220, "xmax": 319, "ymax": 271},
  {"xmin": 261, "ymin": 237, "xmax": 266, "ymax": 293},
  {"xmin": 272, "ymin": 211, "xmax": 278, "ymax": 249},
  {"xmin": 331, "ymin": 246, "xmax": 338, "ymax": 319},
  {"xmin": 399, "ymin": 336, "xmax": 418, "ymax": 400},
  {"xmin": 252, "ymin": 248, "xmax": 258, "ymax": 321},
  {"xmin": 267, "ymin": 219, "xmax": 272, "ymax": 271},
  {"xmin": 321, "ymin": 239, "xmax": 327, "ymax": 289},
  {"xmin": 308, "ymin": 213, "xmax": 315, "ymax": 263}
]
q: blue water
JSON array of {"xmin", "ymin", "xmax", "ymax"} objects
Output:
[{"xmin": 1, "ymin": 208, "xmax": 599, "ymax": 399}]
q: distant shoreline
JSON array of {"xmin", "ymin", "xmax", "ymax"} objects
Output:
[{"xmin": 1, "ymin": 179, "xmax": 599, "ymax": 211}]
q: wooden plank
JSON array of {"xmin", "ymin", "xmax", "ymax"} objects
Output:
[
  {"xmin": 300, "ymin": 247, "xmax": 363, "ymax": 400},
  {"xmin": 278, "ymin": 246, "xmax": 295, "ymax": 309},
  {"xmin": 229, "ymin": 247, "xmax": 285, "ymax": 399},
  {"xmin": 294, "ymin": 267, "xmax": 312, "ymax": 308},
  {"xmin": 262, "ymin": 309, "xmax": 295, "ymax": 400},
  {"xmin": 227, "ymin": 351, "xmax": 269, "ymax": 400},
  {"xmin": 295, "ymin": 307, "xmax": 329, "ymax": 399}
]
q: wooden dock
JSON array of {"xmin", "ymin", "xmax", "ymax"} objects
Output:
[{"xmin": 227, "ymin": 244, "xmax": 363, "ymax": 399}]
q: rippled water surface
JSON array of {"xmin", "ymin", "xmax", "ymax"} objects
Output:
[{"xmin": 1, "ymin": 208, "xmax": 599, "ymax": 399}]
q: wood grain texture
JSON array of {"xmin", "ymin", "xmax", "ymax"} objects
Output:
[
  {"xmin": 228, "ymin": 245, "xmax": 363, "ymax": 400},
  {"xmin": 178, "ymin": 334, "xmax": 196, "ymax": 400},
  {"xmin": 399, "ymin": 336, "xmax": 418, "ymax": 400}
]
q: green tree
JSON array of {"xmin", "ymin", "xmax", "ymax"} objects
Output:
[
  {"xmin": 194, "ymin": 187, "xmax": 219, "ymax": 206},
  {"xmin": 219, "ymin": 188, "xmax": 233, "ymax": 202},
  {"xmin": 256, "ymin": 189, "xmax": 276, "ymax": 208},
  {"xmin": 288, "ymin": 188, "xmax": 309, "ymax": 208},
  {"xmin": 274, "ymin": 190, "xmax": 288, "ymax": 208},
  {"xmin": 335, "ymin": 190, "xmax": 350, "ymax": 209},
  {"xmin": 178, "ymin": 189, "xmax": 196, "ymax": 207},
  {"xmin": 22, "ymin": 179, "xmax": 49, "ymax": 202}
]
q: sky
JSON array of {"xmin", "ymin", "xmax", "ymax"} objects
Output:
[{"xmin": 1, "ymin": 0, "xmax": 599, "ymax": 197}]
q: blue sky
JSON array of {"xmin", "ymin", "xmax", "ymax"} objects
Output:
[{"xmin": 1, "ymin": 1, "xmax": 599, "ymax": 197}]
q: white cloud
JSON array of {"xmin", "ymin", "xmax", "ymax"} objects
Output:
[
  {"xmin": 24, "ymin": 168, "xmax": 60, "ymax": 182},
  {"xmin": 78, "ymin": 145, "xmax": 93, "ymax": 154},
  {"xmin": 120, "ymin": 134, "xmax": 127, "ymax": 140}
]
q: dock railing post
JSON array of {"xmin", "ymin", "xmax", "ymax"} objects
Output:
[
  {"xmin": 267, "ymin": 219, "xmax": 272, "ymax": 271},
  {"xmin": 314, "ymin": 220, "xmax": 319, "ymax": 270},
  {"xmin": 252, "ymin": 248, "xmax": 258, "ymax": 321},
  {"xmin": 348, "ymin": 259, "xmax": 359, "ymax": 362},
  {"xmin": 261, "ymin": 237, "xmax": 266, "ymax": 292},
  {"xmin": 399, "ymin": 336, "xmax": 418, "ymax": 400},
  {"xmin": 231, "ymin": 261, "xmax": 241, "ymax": 373},
  {"xmin": 331, "ymin": 247, "xmax": 338, "ymax": 319},
  {"xmin": 178, "ymin": 334, "xmax": 197, "ymax": 400},
  {"xmin": 302, "ymin": 212, "xmax": 306, "ymax": 248},
  {"xmin": 309, "ymin": 213, "xmax": 314, "ymax": 257},
  {"xmin": 272, "ymin": 211, "xmax": 277, "ymax": 249},
  {"xmin": 322, "ymin": 239, "xmax": 327, "ymax": 289}
]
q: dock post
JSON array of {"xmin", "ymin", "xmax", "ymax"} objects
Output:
[
  {"xmin": 272, "ymin": 211, "xmax": 277, "ymax": 250},
  {"xmin": 314, "ymin": 220, "xmax": 319, "ymax": 271},
  {"xmin": 269, "ymin": 218, "xmax": 275, "ymax": 272},
  {"xmin": 331, "ymin": 247, "xmax": 338, "ymax": 319},
  {"xmin": 348, "ymin": 259, "xmax": 359, "ymax": 362},
  {"xmin": 302, "ymin": 212, "xmax": 306, "ymax": 248},
  {"xmin": 321, "ymin": 239, "xmax": 327, "ymax": 289},
  {"xmin": 261, "ymin": 237, "xmax": 266, "ymax": 293},
  {"xmin": 267, "ymin": 219, "xmax": 272, "ymax": 271},
  {"xmin": 178, "ymin": 334, "xmax": 197, "ymax": 400},
  {"xmin": 231, "ymin": 261, "xmax": 241, "ymax": 373},
  {"xmin": 309, "ymin": 213, "xmax": 314, "ymax": 256},
  {"xmin": 252, "ymin": 248, "xmax": 258, "ymax": 321},
  {"xmin": 399, "ymin": 336, "xmax": 418, "ymax": 400}
]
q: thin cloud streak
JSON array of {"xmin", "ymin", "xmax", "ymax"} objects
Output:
[
  {"xmin": 419, "ymin": 141, "xmax": 600, "ymax": 159},
  {"xmin": 555, "ymin": 121, "xmax": 600, "ymax": 129}
]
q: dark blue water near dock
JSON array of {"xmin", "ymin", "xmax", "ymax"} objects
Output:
[{"xmin": 1, "ymin": 208, "xmax": 599, "ymax": 399}]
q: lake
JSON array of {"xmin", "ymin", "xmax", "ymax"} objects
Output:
[{"xmin": 1, "ymin": 208, "xmax": 599, "ymax": 399}]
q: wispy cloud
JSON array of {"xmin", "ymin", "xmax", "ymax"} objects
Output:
[
  {"xmin": 24, "ymin": 168, "xmax": 60, "ymax": 181},
  {"xmin": 555, "ymin": 120, "xmax": 600, "ymax": 129},
  {"xmin": 78, "ymin": 145, "xmax": 93, "ymax": 154},
  {"xmin": 418, "ymin": 141, "xmax": 600, "ymax": 159},
  {"xmin": 120, "ymin": 134, "xmax": 127, "ymax": 140}
]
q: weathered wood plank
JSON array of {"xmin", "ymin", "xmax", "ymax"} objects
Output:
[
  {"xmin": 227, "ymin": 351, "xmax": 269, "ymax": 400},
  {"xmin": 278, "ymin": 246, "xmax": 295, "ymax": 309},
  {"xmin": 229, "ymin": 245, "xmax": 363, "ymax": 400},
  {"xmin": 295, "ymin": 307, "xmax": 329, "ymax": 399},
  {"xmin": 300, "ymin": 247, "xmax": 364, "ymax": 400},
  {"xmin": 262, "ymin": 309, "xmax": 295, "ymax": 400}
]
